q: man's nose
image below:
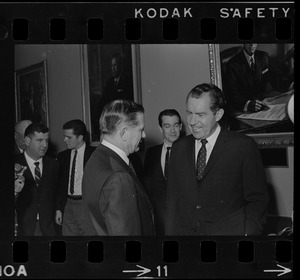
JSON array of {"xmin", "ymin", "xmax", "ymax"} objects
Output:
[{"xmin": 189, "ymin": 115, "xmax": 197, "ymax": 125}]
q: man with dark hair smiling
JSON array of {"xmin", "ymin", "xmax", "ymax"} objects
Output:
[
  {"xmin": 143, "ymin": 109, "xmax": 182, "ymax": 235},
  {"xmin": 165, "ymin": 83, "xmax": 269, "ymax": 236}
]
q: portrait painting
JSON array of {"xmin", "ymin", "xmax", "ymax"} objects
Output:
[
  {"xmin": 15, "ymin": 60, "xmax": 49, "ymax": 126},
  {"xmin": 83, "ymin": 44, "xmax": 140, "ymax": 143},
  {"xmin": 209, "ymin": 43, "xmax": 294, "ymax": 147}
]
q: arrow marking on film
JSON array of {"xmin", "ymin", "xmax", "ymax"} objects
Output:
[
  {"xmin": 264, "ymin": 264, "xmax": 291, "ymax": 277},
  {"xmin": 123, "ymin": 265, "xmax": 151, "ymax": 277}
]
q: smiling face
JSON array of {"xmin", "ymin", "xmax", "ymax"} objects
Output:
[
  {"xmin": 160, "ymin": 115, "xmax": 182, "ymax": 145},
  {"xmin": 25, "ymin": 132, "xmax": 49, "ymax": 160},
  {"xmin": 186, "ymin": 93, "xmax": 223, "ymax": 140}
]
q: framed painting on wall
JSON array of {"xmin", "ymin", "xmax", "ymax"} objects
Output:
[
  {"xmin": 15, "ymin": 60, "xmax": 49, "ymax": 126},
  {"xmin": 208, "ymin": 44, "xmax": 294, "ymax": 147},
  {"xmin": 81, "ymin": 44, "xmax": 142, "ymax": 144}
]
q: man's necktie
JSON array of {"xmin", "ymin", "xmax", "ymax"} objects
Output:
[
  {"xmin": 70, "ymin": 150, "xmax": 78, "ymax": 195},
  {"xmin": 34, "ymin": 162, "xmax": 41, "ymax": 187},
  {"xmin": 196, "ymin": 139, "xmax": 208, "ymax": 181},
  {"xmin": 250, "ymin": 56, "xmax": 256, "ymax": 73},
  {"xmin": 164, "ymin": 147, "xmax": 171, "ymax": 180}
]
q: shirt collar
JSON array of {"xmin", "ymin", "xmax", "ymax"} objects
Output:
[
  {"xmin": 163, "ymin": 139, "xmax": 172, "ymax": 150},
  {"xmin": 73, "ymin": 142, "xmax": 85, "ymax": 154},
  {"xmin": 196, "ymin": 124, "xmax": 221, "ymax": 146},
  {"xmin": 24, "ymin": 151, "xmax": 42, "ymax": 166},
  {"xmin": 243, "ymin": 50, "xmax": 255, "ymax": 64},
  {"xmin": 102, "ymin": 139, "xmax": 129, "ymax": 165}
]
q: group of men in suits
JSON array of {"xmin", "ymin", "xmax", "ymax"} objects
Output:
[
  {"xmin": 14, "ymin": 119, "xmax": 95, "ymax": 236},
  {"xmin": 14, "ymin": 82, "xmax": 270, "ymax": 236}
]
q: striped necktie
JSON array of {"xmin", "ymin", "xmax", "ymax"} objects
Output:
[
  {"xmin": 250, "ymin": 56, "xmax": 256, "ymax": 73},
  {"xmin": 34, "ymin": 162, "xmax": 41, "ymax": 187}
]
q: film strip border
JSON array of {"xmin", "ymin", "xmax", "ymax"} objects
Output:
[
  {"xmin": 0, "ymin": 238, "xmax": 293, "ymax": 278},
  {"xmin": 0, "ymin": 2, "xmax": 295, "ymax": 43},
  {"xmin": 0, "ymin": 2, "xmax": 294, "ymax": 279}
]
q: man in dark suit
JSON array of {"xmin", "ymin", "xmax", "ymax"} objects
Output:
[
  {"xmin": 143, "ymin": 109, "xmax": 182, "ymax": 235},
  {"xmin": 82, "ymin": 99, "xmax": 155, "ymax": 236},
  {"xmin": 103, "ymin": 53, "xmax": 133, "ymax": 101},
  {"xmin": 15, "ymin": 123, "xmax": 58, "ymax": 236},
  {"xmin": 14, "ymin": 120, "xmax": 32, "ymax": 155},
  {"xmin": 55, "ymin": 119, "xmax": 95, "ymax": 236},
  {"xmin": 165, "ymin": 83, "xmax": 269, "ymax": 236},
  {"xmin": 225, "ymin": 43, "xmax": 284, "ymax": 113}
]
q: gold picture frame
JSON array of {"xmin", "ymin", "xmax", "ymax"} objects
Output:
[{"xmin": 208, "ymin": 44, "xmax": 294, "ymax": 148}]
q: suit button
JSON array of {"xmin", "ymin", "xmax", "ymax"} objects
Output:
[{"xmin": 196, "ymin": 205, "xmax": 202, "ymax": 209}]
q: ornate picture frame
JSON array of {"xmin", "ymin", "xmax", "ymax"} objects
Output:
[
  {"xmin": 208, "ymin": 44, "xmax": 294, "ymax": 147},
  {"xmin": 81, "ymin": 44, "xmax": 142, "ymax": 145},
  {"xmin": 15, "ymin": 60, "xmax": 49, "ymax": 126}
]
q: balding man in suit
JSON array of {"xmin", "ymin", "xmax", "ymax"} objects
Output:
[{"xmin": 82, "ymin": 99, "xmax": 155, "ymax": 236}]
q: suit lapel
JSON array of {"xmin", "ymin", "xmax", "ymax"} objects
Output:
[
  {"xmin": 157, "ymin": 144, "xmax": 164, "ymax": 178},
  {"xmin": 201, "ymin": 129, "xmax": 228, "ymax": 180},
  {"xmin": 18, "ymin": 154, "xmax": 35, "ymax": 183},
  {"xmin": 239, "ymin": 52, "xmax": 256, "ymax": 88},
  {"xmin": 39, "ymin": 157, "xmax": 49, "ymax": 190},
  {"xmin": 185, "ymin": 135, "xmax": 198, "ymax": 185},
  {"xmin": 254, "ymin": 52, "xmax": 262, "ymax": 80}
]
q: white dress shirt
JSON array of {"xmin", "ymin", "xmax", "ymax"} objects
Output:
[
  {"xmin": 24, "ymin": 151, "xmax": 43, "ymax": 219},
  {"xmin": 102, "ymin": 139, "xmax": 129, "ymax": 166},
  {"xmin": 161, "ymin": 141, "xmax": 172, "ymax": 176},
  {"xmin": 24, "ymin": 151, "xmax": 43, "ymax": 178},
  {"xmin": 68, "ymin": 143, "xmax": 85, "ymax": 196},
  {"xmin": 195, "ymin": 124, "xmax": 221, "ymax": 164}
]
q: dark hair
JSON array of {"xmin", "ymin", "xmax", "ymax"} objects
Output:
[
  {"xmin": 100, "ymin": 99, "xmax": 144, "ymax": 135},
  {"xmin": 24, "ymin": 123, "xmax": 49, "ymax": 138},
  {"xmin": 63, "ymin": 119, "xmax": 87, "ymax": 141},
  {"xmin": 186, "ymin": 83, "xmax": 226, "ymax": 114},
  {"xmin": 158, "ymin": 109, "xmax": 182, "ymax": 127}
]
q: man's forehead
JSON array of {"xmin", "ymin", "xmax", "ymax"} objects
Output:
[
  {"xmin": 162, "ymin": 115, "xmax": 180, "ymax": 124},
  {"xmin": 32, "ymin": 131, "xmax": 49, "ymax": 139},
  {"xmin": 63, "ymin": 129, "xmax": 75, "ymax": 136}
]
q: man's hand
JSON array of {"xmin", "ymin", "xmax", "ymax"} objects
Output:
[
  {"xmin": 14, "ymin": 177, "xmax": 25, "ymax": 196},
  {"xmin": 55, "ymin": 210, "xmax": 63, "ymax": 225},
  {"xmin": 248, "ymin": 99, "xmax": 269, "ymax": 112}
]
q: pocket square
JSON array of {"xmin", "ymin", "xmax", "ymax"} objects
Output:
[{"xmin": 262, "ymin": 68, "xmax": 269, "ymax": 74}]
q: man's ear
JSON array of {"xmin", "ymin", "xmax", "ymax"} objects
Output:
[
  {"xmin": 120, "ymin": 127, "xmax": 128, "ymax": 141},
  {"xmin": 78, "ymin": 135, "xmax": 84, "ymax": 142},
  {"xmin": 158, "ymin": 125, "xmax": 163, "ymax": 134},
  {"xmin": 216, "ymin": 109, "xmax": 224, "ymax": 122},
  {"xmin": 24, "ymin": 136, "xmax": 31, "ymax": 146}
]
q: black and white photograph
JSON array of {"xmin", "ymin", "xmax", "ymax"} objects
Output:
[
  {"xmin": 15, "ymin": 60, "xmax": 49, "ymax": 126},
  {"xmin": 0, "ymin": 1, "xmax": 294, "ymax": 279}
]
